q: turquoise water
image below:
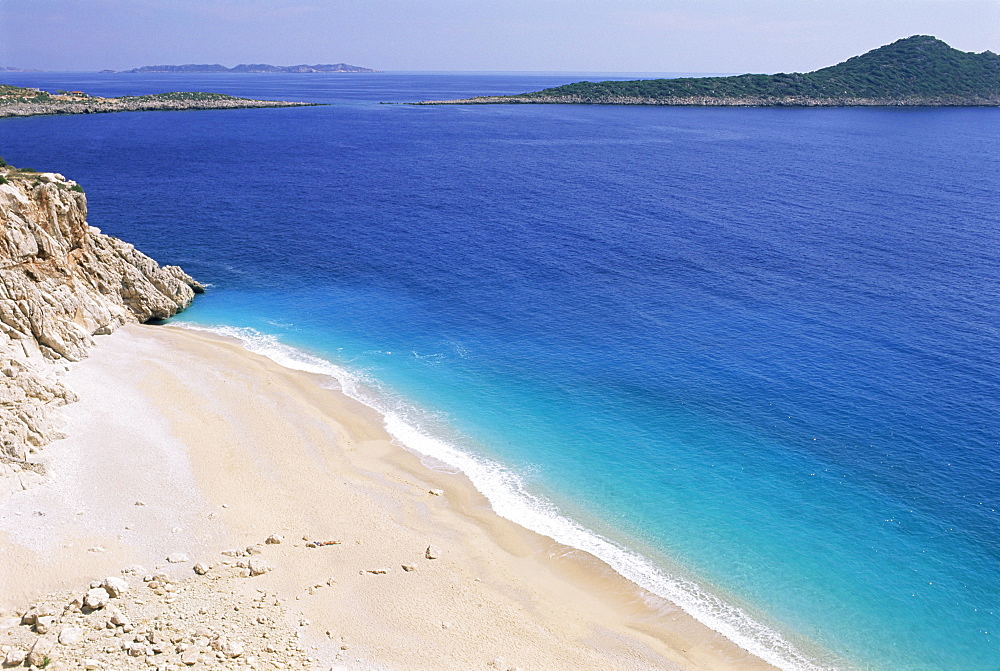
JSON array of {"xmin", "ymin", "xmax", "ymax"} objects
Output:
[{"xmin": 2, "ymin": 72, "xmax": 998, "ymax": 670}]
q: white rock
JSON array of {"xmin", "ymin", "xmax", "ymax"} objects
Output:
[
  {"xmin": 222, "ymin": 640, "xmax": 245, "ymax": 658},
  {"xmin": 428, "ymin": 489, "xmax": 444, "ymax": 496},
  {"xmin": 425, "ymin": 545, "xmax": 440, "ymax": 560},
  {"xmin": 3, "ymin": 649, "xmax": 27, "ymax": 666},
  {"xmin": 58, "ymin": 625, "xmax": 82, "ymax": 645},
  {"xmin": 181, "ymin": 645, "xmax": 201, "ymax": 665},
  {"xmin": 35, "ymin": 614, "xmax": 56, "ymax": 634},
  {"xmin": 84, "ymin": 587, "xmax": 111, "ymax": 610},
  {"xmin": 265, "ymin": 533, "xmax": 283, "ymax": 544},
  {"xmin": 82, "ymin": 658, "xmax": 100, "ymax": 670},
  {"xmin": 166, "ymin": 553, "xmax": 189, "ymax": 563},
  {"xmin": 192, "ymin": 562, "xmax": 208, "ymax": 575},
  {"xmin": 102, "ymin": 576, "xmax": 128, "ymax": 597},
  {"xmin": 245, "ymin": 544, "xmax": 263, "ymax": 555},
  {"xmin": 248, "ymin": 558, "xmax": 272, "ymax": 576},
  {"xmin": 109, "ymin": 611, "xmax": 131, "ymax": 627},
  {"xmin": 27, "ymin": 636, "xmax": 56, "ymax": 666}
]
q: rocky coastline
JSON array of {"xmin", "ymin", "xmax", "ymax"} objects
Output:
[
  {"xmin": 416, "ymin": 93, "xmax": 1000, "ymax": 106},
  {"xmin": 0, "ymin": 164, "xmax": 202, "ymax": 486},
  {"xmin": 0, "ymin": 96, "xmax": 315, "ymax": 118}
]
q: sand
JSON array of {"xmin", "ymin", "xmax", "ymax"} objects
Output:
[{"xmin": 0, "ymin": 324, "xmax": 776, "ymax": 670}]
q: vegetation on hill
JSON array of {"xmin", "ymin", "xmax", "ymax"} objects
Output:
[{"xmin": 433, "ymin": 36, "xmax": 1000, "ymax": 106}]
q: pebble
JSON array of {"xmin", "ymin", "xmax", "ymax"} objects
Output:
[
  {"xmin": 166, "ymin": 553, "xmax": 190, "ymax": 563},
  {"xmin": 425, "ymin": 545, "xmax": 440, "ymax": 560},
  {"xmin": 265, "ymin": 533, "xmax": 283, "ymax": 545}
]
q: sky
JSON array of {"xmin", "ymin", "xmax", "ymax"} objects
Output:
[{"xmin": 1, "ymin": 0, "xmax": 998, "ymax": 73}]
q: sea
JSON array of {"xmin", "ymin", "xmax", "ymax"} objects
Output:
[{"xmin": 1, "ymin": 72, "xmax": 997, "ymax": 671}]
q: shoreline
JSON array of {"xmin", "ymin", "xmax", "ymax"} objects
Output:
[
  {"xmin": 179, "ymin": 324, "xmax": 834, "ymax": 671},
  {"xmin": 0, "ymin": 323, "xmax": 782, "ymax": 670}
]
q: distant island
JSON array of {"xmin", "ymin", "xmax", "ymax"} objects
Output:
[
  {"xmin": 417, "ymin": 36, "xmax": 1000, "ymax": 107},
  {"xmin": 0, "ymin": 85, "xmax": 315, "ymax": 119},
  {"xmin": 123, "ymin": 63, "xmax": 379, "ymax": 74}
]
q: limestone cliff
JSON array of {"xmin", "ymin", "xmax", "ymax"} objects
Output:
[{"xmin": 0, "ymin": 165, "xmax": 203, "ymax": 479}]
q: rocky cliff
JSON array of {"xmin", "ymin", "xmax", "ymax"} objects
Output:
[{"xmin": 0, "ymin": 165, "xmax": 202, "ymax": 480}]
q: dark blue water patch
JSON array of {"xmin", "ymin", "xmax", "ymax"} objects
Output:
[{"xmin": 3, "ymin": 74, "xmax": 999, "ymax": 670}]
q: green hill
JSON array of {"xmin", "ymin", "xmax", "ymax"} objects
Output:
[{"xmin": 420, "ymin": 36, "xmax": 1000, "ymax": 106}]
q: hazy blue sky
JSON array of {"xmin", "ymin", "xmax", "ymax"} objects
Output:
[{"xmin": 2, "ymin": 0, "xmax": 998, "ymax": 72}]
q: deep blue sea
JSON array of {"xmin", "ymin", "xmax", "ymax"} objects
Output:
[{"xmin": 2, "ymin": 72, "xmax": 998, "ymax": 671}]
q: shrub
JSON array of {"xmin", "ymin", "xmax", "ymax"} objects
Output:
[{"xmin": 70, "ymin": 184, "xmax": 84, "ymax": 193}]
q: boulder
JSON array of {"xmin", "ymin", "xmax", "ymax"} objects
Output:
[
  {"xmin": 84, "ymin": 587, "xmax": 111, "ymax": 610},
  {"xmin": 27, "ymin": 636, "xmax": 56, "ymax": 666},
  {"xmin": 58, "ymin": 625, "xmax": 82, "ymax": 645},
  {"xmin": 102, "ymin": 576, "xmax": 128, "ymax": 597}
]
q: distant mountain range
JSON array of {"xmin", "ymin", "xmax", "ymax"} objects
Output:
[
  {"xmin": 122, "ymin": 63, "xmax": 379, "ymax": 74},
  {"xmin": 419, "ymin": 35, "xmax": 1000, "ymax": 107}
]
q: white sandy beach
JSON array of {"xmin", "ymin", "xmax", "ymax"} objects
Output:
[{"xmin": 0, "ymin": 324, "xmax": 776, "ymax": 670}]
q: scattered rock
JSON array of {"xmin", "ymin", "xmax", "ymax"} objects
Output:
[
  {"xmin": 245, "ymin": 544, "xmax": 263, "ymax": 555},
  {"xmin": 102, "ymin": 576, "xmax": 128, "ymax": 598},
  {"xmin": 365, "ymin": 569, "xmax": 388, "ymax": 575},
  {"xmin": 425, "ymin": 545, "xmax": 440, "ymax": 560},
  {"xmin": 166, "ymin": 553, "xmax": 190, "ymax": 563},
  {"xmin": 265, "ymin": 534, "xmax": 283, "ymax": 545},
  {"xmin": 108, "ymin": 611, "xmax": 131, "ymax": 628},
  {"xmin": 58, "ymin": 625, "xmax": 82, "ymax": 645},
  {"xmin": 34, "ymin": 614, "xmax": 56, "ymax": 634},
  {"xmin": 3, "ymin": 648, "xmax": 27, "ymax": 666},
  {"xmin": 27, "ymin": 635, "xmax": 56, "ymax": 666},
  {"xmin": 181, "ymin": 645, "xmax": 201, "ymax": 665},
  {"xmin": 192, "ymin": 563, "xmax": 208, "ymax": 575},
  {"xmin": 84, "ymin": 587, "xmax": 111, "ymax": 610},
  {"xmin": 429, "ymin": 489, "xmax": 444, "ymax": 496},
  {"xmin": 222, "ymin": 640, "xmax": 245, "ymax": 658},
  {"xmin": 87, "ymin": 546, "xmax": 106, "ymax": 553},
  {"xmin": 248, "ymin": 558, "xmax": 272, "ymax": 577},
  {"xmin": 401, "ymin": 564, "xmax": 416, "ymax": 572}
]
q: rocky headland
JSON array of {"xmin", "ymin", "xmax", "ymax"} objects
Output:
[
  {"xmin": 0, "ymin": 86, "xmax": 315, "ymax": 119},
  {"xmin": 0, "ymin": 162, "xmax": 202, "ymax": 486},
  {"xmin": 417, "ymin": 35, "xmax": 1000, "ymax": 107}
]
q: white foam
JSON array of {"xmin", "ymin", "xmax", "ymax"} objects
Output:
[{"xmin": 172, "ymin": 321, "xmax": 836, "ymax": 671}]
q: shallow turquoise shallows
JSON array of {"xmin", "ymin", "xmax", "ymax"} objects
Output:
[{"xmin": 3, "ymin": 71, "xmax": 998, "ymax": 670}]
